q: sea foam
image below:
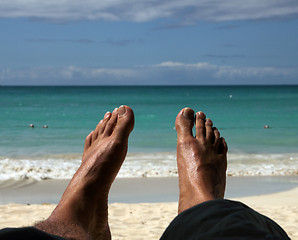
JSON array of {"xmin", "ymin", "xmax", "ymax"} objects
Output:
[{"xmin": 0, "ymin": 152, "xmax": 297, "ymax": 181}]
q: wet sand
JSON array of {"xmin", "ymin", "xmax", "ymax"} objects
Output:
[{"xmin": 0, "ymin": 176, "xmax": 297, "ymax": 204}]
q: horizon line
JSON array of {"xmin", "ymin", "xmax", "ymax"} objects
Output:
[{"xmin": 1, "ymin": 84, "xmax": 298, "ymax": 87}]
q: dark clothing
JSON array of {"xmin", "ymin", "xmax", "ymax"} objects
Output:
[
  {"xmin": 0, "ymin": 200, "xmax": 290, "ymax": 240},
  {"xmin": 160, "ymin": 199, "xmax": 290, "ymax": 240},
  {"xmin": 0, "ymin": 227, "xmax": 65, "ymax": 240}
]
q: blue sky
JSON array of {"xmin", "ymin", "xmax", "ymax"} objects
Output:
[{"xmin": 0, "ymin": 0, "xmax": 298, "ymax": 85}]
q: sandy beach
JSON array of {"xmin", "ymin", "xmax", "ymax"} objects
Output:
[{"xmin": 0, "ymin": 176, "xmax": 297, "ymax": 239}]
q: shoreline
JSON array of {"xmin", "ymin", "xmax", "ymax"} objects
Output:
[
  {"xmin": 0, "ymin": 176, "xmax": 297, "ymax": 204},
  {"xmin": 1, "ymin": 151, "xmax": 298, "ymax": 179}
]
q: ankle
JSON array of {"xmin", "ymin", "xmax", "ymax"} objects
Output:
[{"xmin": 35, "ymin": 219, "xmax": 90, "ymax": 240}]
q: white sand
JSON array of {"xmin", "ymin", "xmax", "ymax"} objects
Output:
[{"xmin": 0, "ymin": 187, "xmax": 297, "ymax": 240}]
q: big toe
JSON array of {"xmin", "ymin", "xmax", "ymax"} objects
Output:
[
  {"xmin": 113, "ymin": 105, "xmax": 135, "ymax": 139},
  {"xmin": 175, "ymin": 108, "xmax": 195, "ymax": 139}
]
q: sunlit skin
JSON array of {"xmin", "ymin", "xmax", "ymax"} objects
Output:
[
  {"xmin": 35, "ymin": 105, "xmax": 134, "ymax": 240},
  {"xmin": 34, "ymin": 106, "xmax": 227, "ymax": 239},
  {"xmin": 175, "ymin": 108, "xmax": 228, "ymax": 213}
]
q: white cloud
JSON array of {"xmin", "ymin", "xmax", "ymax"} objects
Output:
[
  {"xmin": 60, "ymin": 66, "xmax": 136, "ymax": 79},
  {"xmin": 213, "ymin": 66, "xmax": 295, "ymax": 79},
  {"xmin": 154, "ymin": 61, "xmax": 216, "ymax": 70},
  {"xmin": 154, "ymin": 61, "xmax": 297, "ymax": 78},
  {"xmin": 1, "ymin": 62, "xmax": 297, "ymax": 85},
  {"xmin": 0, "ymin": 0, "xmax": 298, "ymax": 23},
  {"xmin": 0, "ymin": 66, "xmax": 138, "ymax": 85}
]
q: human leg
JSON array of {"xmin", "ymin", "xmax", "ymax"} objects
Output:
[
  {"xmin": 160, "ymin": 108, "xmax": 289, "ymax": 240},
  {"xmin": 33, "ymin": 105, "xmax": 134, "ymax": 240}
]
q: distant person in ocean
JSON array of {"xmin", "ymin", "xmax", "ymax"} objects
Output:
[{"xmin": 0, "ymin": 106, "xmax": 290, "ymax": 240}]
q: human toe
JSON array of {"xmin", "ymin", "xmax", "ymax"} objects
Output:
[
  {"xmin": 195, "ymin": 111, "xmax": 206, "ymax": 140},
  {"xmin": 175, "ymin": 108, "xmax": 195, "ymax": 139},
  {"xmin": 84, "ymin": 131, "xmax": 93, "ymax": 152},
  {"xmin": 205, "ymin": 118, "xmax": 214, "ymax": 143},
  {"xmin": 218, "ymin": 137, "xmax": 228, "ymax": 154},
  {"xmin": 213, "ymin": 127, "xmax": 222, "ymax": 147},
  {"xmin": 112, "ymin": 105, "xmax": 135, "ymax": 139},
  {"xmin": 103, "ymin": 108, "xmax": 119, "ymax": 136},
  {"xmin": 92, "ymin": 112, "xmax": 111, "ymax": 142}
]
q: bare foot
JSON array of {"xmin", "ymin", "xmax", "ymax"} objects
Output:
[
  {"xmin": 35, "ymin": 105, "xmax": 134, "ymax": 240},
  {"xmin": 175, "ymin": 108, "xmax": 227, "ymax": 214}
]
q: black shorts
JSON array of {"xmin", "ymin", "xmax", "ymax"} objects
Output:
[
  {"xmin": 160, "ymin": 199, "xmax": 290, "ymax": 240},
  {"xmin": 0, "ymin": 227, "xmax": 65, "ymax": 240}
]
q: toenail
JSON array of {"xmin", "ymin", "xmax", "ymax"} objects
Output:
[
  {"xmin": 196, "ymin": 111, "xmax": 206, "ymax": 120},
  {"xmin": 206, "ymin": 118, "xmax": 212, "ymax": 124},
  {"xmin": 113, "ymin": 108, "xmax": 118, "ymax": 113},
  {"xmin": 118, "ymin": 105, "xmax": 127, "ymax": 116},
  {"xmin": 183, "ymin": 108, "xmax": 194, "ymax": 120},
  {"xmin": 104, "ymin": 112, "xmax": 111, "ymax": 119}
]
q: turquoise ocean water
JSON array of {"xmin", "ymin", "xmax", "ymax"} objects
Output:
[{"xmin": 0, "ymin": 86, "xmax": 298, "ymax": 180}]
